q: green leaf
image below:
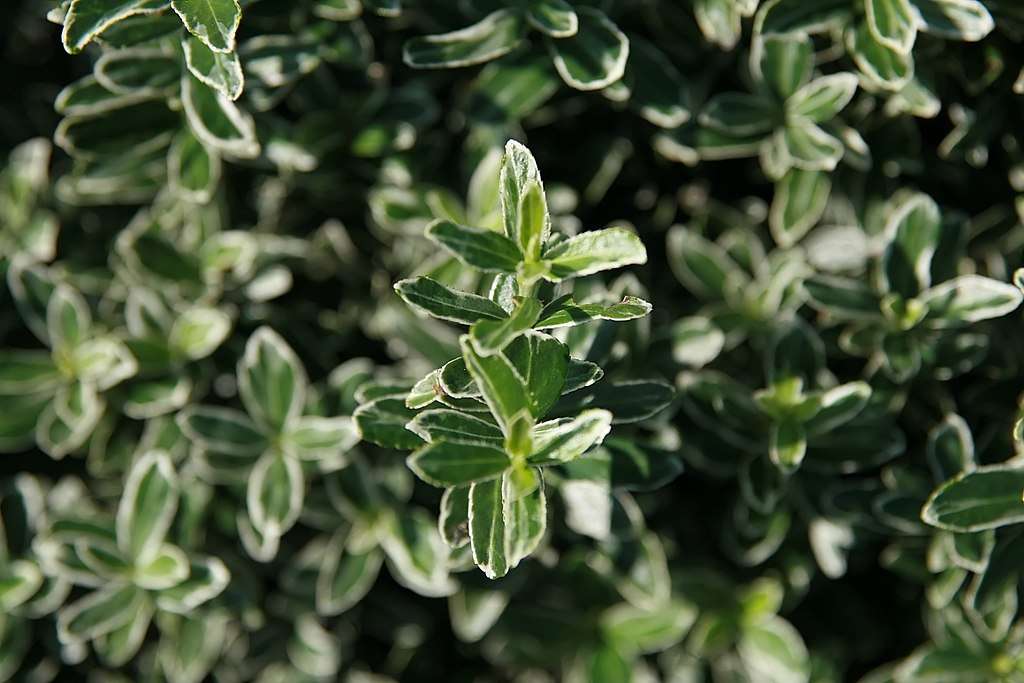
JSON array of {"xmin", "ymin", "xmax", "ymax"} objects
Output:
[
  {"xmin": 504, "ymin": 332, "xmax": 570, "ymax": 420},
  {"xmin": 737, "ymin": 616, "xmax": 810, "ymax": 683},
  {"xmin": 880, "ymin": 193, "xmax": 942, "ymax": 298},
  {"xmin": 700, "ymin": 92, "xmax": 780, "ymax": 136},
  {"xmin": 353, "ymin": 397, "xmax": 425, "ymax": 450},
  {"xmin": 315, "ymin": 532, "xmax": 383, "ymax": 616},
  {"xmin": 787, "ymin": 73, "xmax": 859, "ymax": 123},
  {"xmin": 183, "ymin": 36, "xmax": 244, "ymax": 100},
  {"xmin": 363, "ymin": 0, "xmax": 400, "ymax": 17},
  {"xmin": 625, "ymin": 39, "xmax": 690, "ymax": 128},
  {"xmin": 133, "ymin": 544, "xmax": 190, "ymax": 590},
  {"xmin": 527, "ymin": 0, "xmax": 578, "ymax": 38},
  {"xmin": 554, "ymin": 379, "xmax": 674, "ymax": 424},
  {"xmin": 541, "ymin": 227, "xmax": 647, "ymax": 281},
  {"xmin": 93, "ymin": 598, "xmax": 154, "ymax": 666},
  {"xmin": 500, "ymin": 140, "xmax": 545, "ymax": 252},
  {"xmin": 171, "ymin": 0, "xmax": 242, "ymax": 53},
  {"xmin": 469, "ymin": 297, "xmax": 543, "ymax": 356},
  {"xmin": 284, "ymin": 416, "xmax": 359, "ymax": 461},
  {"xmin": 168, "ymin": 306, "xmax": 231, "ymax": 360},
  {"xmin": 769, "ymin": 418, "xmax": 807, "ymax": 471},
  {"xmin": 921, "ymin": 276, "xmax": 1023, "ymax": 327},
  {"xmin": 504, "ymin": 472, "xmax": 546, "ymax": 564},
  {"xmin": 529, "ymin": 409, "xmax": 612, "ymax": 464},
  {"xmin": 770, "ymin": 168, "xmax": 830, "ymax": 247},
  {"xmin": 922, "ymin": 465, "xmax": 1024, "ymax": 532},
  {"xmin": 379, "ymin": 508, "xmax": 454, "ymax": 598},
  {"xmin": 72, "ymin": 337, "xmax": 138, "ymax": 390},
  {"xmin": 670, "ymin": 317, "xmax": 724, "ymax": 368},
  {"xmin": 403, "ymin": 10, "xmax": 525, "ymax": 69},
  {"xmin": 695, "ymin": 0, "xmax": 743, "ymax": 49},
  {"xmin": 847, "ymin": 20, "xmax": 913, "ymax": 90},
  {"xmin": 803, "ymin": 382, "xmax": 871, "ymax": 436},
  {"xmin": 460, "ymin": 335, "xmax": 532, "ymax": 433},
  {"xmin": 535, "ymin": 295, "xmax": 652, "ymax": 329},
  {"xmin": 407, "ymin": 409, "xmax": 504, "ymax": 446},
  {"xmin": 914, "ymin": 0, "xmax": 993, "ymax": 41},
  {"xmin": 181, "ymin": 73, "xmax": 259, "ymax": 159},
  {"xmin": 155, "ymin": 556, "xmax": 230, "ymax": 612},
  {"xmin": 238, "ymin": 327, "xmax": 308, "ymax": 432},
  {"xmin": 756, "ymin": 34, "xmax": 812, "ymax": 100},
  {"xmin": 246, "ymin": 451, "xmax": 304, "ymax": 536},
  {"xmin": 0, "ymin": 350, "xmax": 60, "ymax": 395},
  {"xmin": 58, "ymin": 583, "xmax": 146, "ymax": 642},
  {"xmin": 426, "ymin": 219, "xmax": 524, "ymax": 273},
  {"xmin": 804, "ymin": 275, "xmax": 881, "ymax": 319},
  {"xmin": 0, "ymin": 560, "xmax": 43, "ymax": 612},
  {"xmin": 116, "ymin": 450, "xmax": 179, "ymax": 563},
  {"xmin": 395, "ymin": 276, "xmax": 509, "ymax": 325},
  {"xmin": 600, "ymin": 601, "xmax": 696, "ymax": 656},
  {"xmin": 755, "ymin": 0, "xmax": 851, "ymax": 36},
  {"xmin": 407, "ymin": 439, "xmax": 511, "ymax": 487},
  {"xmin": 927, "ymin": 413, "xmax": 975, "ymax": 482},
  {"xmin": 94, "ymin": 47, "xmax": 180, "ymax": 95},
  {"xmin": 168, "ymin": 127, "xmax": 221, "ymax": 204},
  {"xmin": 468, "ymin": 477, "xmax": 509, "ymax": 579},
  {"xmin": 666, "ymin": 226, "xmax": 746, "ymax": 300},
  {"xmin": 781, "ymin": 119, "xmax": 844, "ymax": 172},
  {"xmin": 177, "ymin": 405, "xmax": 268, "ymax": 456},
  {"xmin": 47, "ymin": 284, "xmax": 91, "ymax": 352},
  {"xmin": 62, "ymin": 0, "xmax": 169, "ymax": 53},
  {"xmin": 865, "ymin": 0, "xmax": 918, "ymax": 54},
  {"xmin": 549, "ymin": 8, "xmax": 629, "ymax": 91}
]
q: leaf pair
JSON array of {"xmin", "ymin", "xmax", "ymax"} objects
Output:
[
  {"xmin": 698, "ymin": 34, "xmax": 859, "ymax": 180},
  {"xmin": 403, "ymin": 4, "xmax": 629, "ymax": 92},
  {"xmin": 179, "ymin": 327, "xmax": 360, "ymax": 551}
]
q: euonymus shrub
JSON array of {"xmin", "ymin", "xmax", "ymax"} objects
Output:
[{"xmin": 5, "ymin": 0, "xmax": 1024, "ymax": 680}]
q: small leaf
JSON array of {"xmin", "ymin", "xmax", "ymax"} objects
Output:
[
  {"xmin": 395, "ymin": 276, "xmax": 509, "ymax": 325},
  {"xmin": 769, "ymin": 418, "xmax": 807, "ymax": 471},
  {"xmin": 353, "ymin": 397, "xmax": 425, "ymax": 450},
  {"xmin": 177, "ymin": 405, "xmax": 267, "ymax": 456},
  {"xmin": 535, "ymin": 295, "xmax": 652, "ymax": 329},
  {"xmin": 921, "ymin": 276, "xmax": 1023, "ymax": 327},
  {"xmin": 440, "ymin": 485, "xmax": 472, "ymax": 548},
  {"xmin": 315, "ymin": 532, "xmax": 383, "ymax": 616},
  {"xmin": 469, "ymin": 477, "xmax": 509, "ymax": 579},
  {"xmin": 787, "ymin": 73, "xmax": 859, "ymax": 123},
  {"xmin": 58, "ymin": 584, "xmax": 146, "ymax": 643},
  {"xmin": 407, "ymin": 439, "xmax": 511, "ymax": 487},
  {"xmin": 426, "ymin": 219, "xmax": 523, "ymax": 273},
  {"xmin": 914, "ymin": 0, "xmax": 993, "ymax": 41},
  {"xmin": 169, "ymin": 306, "xmax": 231, "ymax": 360},
  {"xmin": 460, "ymin": 335, "xmax": 532, "ymax": 432},
  {"xmin": 403, "ymin": 10, "xmax": 525, "ymax": 69},
  {"xmin": 116, "ymin": 450, "xmax": 179, "ymax": 564},
  {"xmin": 770, "ymin": 168, "xmax": 831, "ymax": 247},
  {"xmin": 756, "ymin": 34, "xmax": 812, "ymax": 100},
  {"xmin": 238, "ymin": 327, "xmax": 308, "ymax": 432},
  {"xmin": 927, "ymin": 413, "xmax": 975, "ymax": 483},
  {"xmin": 470, "ymin": 297, "xmax": 543, "ymax": 356},
  {"xmin": 181, "ymin": 73, "xmax": 259, "ymax": 159},
  {"xmin": 527, "ymin": 0, "xmax": 578, "ymax": 38},
  {"xmin": 922, "ymin": 465, "xmax": 1024, "ymax": 532},
  {"xmin": 183, "ymin": 36, "xmax": 244, "ymax": 100},
  {"xmin": 865, "ymin": 0, "xmax": 918, "ymax": 54},
  {"xmin": 549, "ymin": 8, "xmax": 629, "ymax": 91},
  {"xmin": 529, "ymin": 409, "xmax": 612, "ymax": 464},
  {"xmin": 62, "ymin": 0, "xmax": 169, "ymax": 53},
  {"xmin": 407, "ymin": 409, "xmax": 504, "ymax": 447},
  {"xmin": 600, "ymin": 601, "xmax": 696, "ymax": 656},
  {"xmin": 171, "ymin": 0, "xmax": 242, "ymax": 53},
  {"xmin": 285, "ymin": 416, "xmax": 359, "ymax": 461},
  {"xmin": 0, "ymin": 350, "xmax": 61, "ymax": 395},
  {"xmin": 541, "ymin": 227, "xmax": 647, "ymax": 281},
  {"xmin": 246, "ymin": 451, "xmax": 304, "ymax": 535},
  {"xmin": 700, "ymin": 92, "xmax": 780, "ymax": 136},
  {"xmin": 804, "ymin": 275, "xmax": 881, "ymax": 318}
]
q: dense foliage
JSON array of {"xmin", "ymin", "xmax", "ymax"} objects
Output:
[{"xmin": 4, "ymin": 0, "xmax": 1024, "ymax": 680}]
